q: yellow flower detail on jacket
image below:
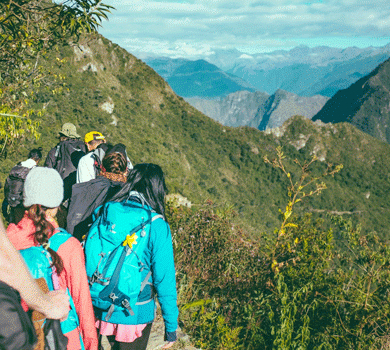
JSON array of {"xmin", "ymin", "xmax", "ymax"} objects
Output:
[{"xmin": 123, "ymin": 233, "xmax": 138, "ymax": 249}]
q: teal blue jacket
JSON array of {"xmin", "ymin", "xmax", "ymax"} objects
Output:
[{"xmin": 93, "ymin": 198, "xmax": 179, "ymax": 341}]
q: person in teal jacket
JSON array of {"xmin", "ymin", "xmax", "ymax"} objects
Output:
[{"xmin": 93, "ymin": 163, "xmax": 178, "ymax": 350}]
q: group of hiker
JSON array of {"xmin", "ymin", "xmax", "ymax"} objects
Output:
[{"xmin": 0, "ymin": 123, "xmax": 178, "ymax": 350}]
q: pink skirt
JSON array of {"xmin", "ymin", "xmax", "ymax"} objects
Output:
[{"xmin": 95, "ymin": 320, "xmax": 147, "ymax": 343}]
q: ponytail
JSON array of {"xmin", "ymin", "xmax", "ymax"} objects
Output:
[{"xmin": 27, "ymin": 204, "xmax": 64, "ymax": 274}]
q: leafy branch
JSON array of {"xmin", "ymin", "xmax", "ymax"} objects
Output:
[
  {"xmin": 264, "ymin": 146, "xmax": 343, "ymax": 240},
  {"xmin": 264, "ymin": 146, "xmax": 343, "ymax": 273},
  {"xmin": 0, "ymin": 0, "xmax": 113, "ymax": 154}
]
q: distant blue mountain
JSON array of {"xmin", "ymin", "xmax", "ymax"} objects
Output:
[{"xmin": 145, "ymin": 58, "xmax": 256, "ymax": 98}]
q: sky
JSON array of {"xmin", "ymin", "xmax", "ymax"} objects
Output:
[{"xmin": 98, "ymin": 0, "xmax": 390, "ymax": 59}]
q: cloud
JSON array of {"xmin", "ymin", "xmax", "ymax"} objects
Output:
[{"xmin": 100, "ymin": 0, "xmax": 390, "ymax": 58}]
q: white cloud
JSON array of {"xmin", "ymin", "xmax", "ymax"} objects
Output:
[
  {"xmin": 100, "ymin": 0, "xmax": 390, "ymax": 58},
  {"xmin": 238, "ymin": 54, "xmax": 254, "ymax": 59}
]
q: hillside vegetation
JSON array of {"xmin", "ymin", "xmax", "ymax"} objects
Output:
[
  {"xmin": 171, "ymin": 175, "xmax": 390, "ymax": 349},
  {"xmin": 1, "ymin": 34, "xmax": 390, "ymax": 237}
]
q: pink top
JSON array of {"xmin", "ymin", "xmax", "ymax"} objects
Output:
[{"xmin": 7, "ymin": 214, "xmax": 98, "ymax": 350}]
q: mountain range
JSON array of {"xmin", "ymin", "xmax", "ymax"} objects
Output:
[
  {"xmin": 186, "ymin": 90, "xmax": 329, "ymax": 129},
  {"xmin": 146, "ymin": 44, "xmax": 390, "ymax": 131},
  {"xmin": 1, "ymin": 34, "xmax": 390, "ymax": 237},
  {"xmin": 213, "ymin": 44, "xmax": 390, "ymax": 97},
  {"xmin": 146, "ymin": 45, "xmax": 390, "ymax": 98}
]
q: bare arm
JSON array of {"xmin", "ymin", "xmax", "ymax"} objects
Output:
[{"xmin": 0, "ymin": 218, "xmax": 69, "ymax": 319}]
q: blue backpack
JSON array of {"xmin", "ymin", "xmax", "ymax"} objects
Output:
[
  {"xmin": 84, "ymin": 192, "xmax": 163, "ymax": 323},
  {"xmin": 19, "ymin": 229, "xmax": 85, "ymax": 349}
]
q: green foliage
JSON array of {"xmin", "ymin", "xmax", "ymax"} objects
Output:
[
  {"xmin": 0, "ymin": 0, "xmax": 112, "ymax": 155},
  {"xmin": 0, "ymin": 112, "xmax": 40, "ymax": 157},
  {"xmin": 168, "ymin": 151, "xmax": 390, "ymax": 349},
  {"xmin": 181, "ymin": 300, "xmax": 241, "ymax": 350},
  {"xmin": 269, "ymin": 274, "xmax": 311, "ymax": 350},
  {"xmin": 168, "ymin": 200, "xmax": 267, "ymax": 349},
  {"xmin": 264, "ymin": 146, "xmax": 342, "ymax": 242},
  {"xmin": 0, "ymin": 0, "xmax": 112, "ymax": 66}
]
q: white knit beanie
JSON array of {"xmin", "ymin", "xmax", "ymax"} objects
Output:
[{"xmin": 23, "ymin": 167, "xmax": 64, "ymax": 208}]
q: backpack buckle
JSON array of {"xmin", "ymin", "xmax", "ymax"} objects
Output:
[
  {"xmin": 89, "ymin": 272, "xmax": 109, "ymax": 286},
  {"xmin": 109, "ymin": 293, "xmax": 119, "ymax": 302},
  {"xmin": 122, "ymin": 299, "xmax": 135, "ymax": 316}
]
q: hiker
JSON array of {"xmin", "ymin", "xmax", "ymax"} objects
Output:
[
  {"xmin": 0, "ymin": 217, "xmax": 70, "ymax": 350},
  {"xmin": 3, "ymin": 147, "xmax": 43, "ymax": 224},
  {"xmin": 44, "ymin": 123, "xmax": 86, "ymax": 203},
  {"xmin": 76, "ymin": 131, "xmax": 108, "ymax": 184},
  {"xmin": 86, "ymin": 163, "xmax": 178, "ymax": 350},
  {"xmin": 67, "ymin": 144, "xmax": 129, "ymax": 240},
  {"xmin": 6, "ymin": 167, "xmax": 98, "ymax": 350},
  {"xmin": 76, "ymin": 131, "xmax": 133, "ymax": 184}
]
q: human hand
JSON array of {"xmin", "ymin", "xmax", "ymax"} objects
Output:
[
  {"xmin": 162, "ymin": 341, "xmax": 175, "ymax": 349},
  {"xmin": 41, "ymin": 290, "xmax": 70, "ymax": 320}
]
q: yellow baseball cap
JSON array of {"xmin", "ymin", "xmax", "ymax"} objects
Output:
[{"xmin": 84, "ymin": 131, "xmax": 105, "ymax": 143}]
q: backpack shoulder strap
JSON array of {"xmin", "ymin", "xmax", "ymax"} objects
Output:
[
  {"xmin": 53, "ymin": 144, "xmax": 61, "ymax": 170},
  {"xmin": 95, "ymin": 147, "xmax": 106, "ymax": 160},
  {"xmin": 151, "ymin": 214, "xmax": 164, "ymax": 222},
  {"xmin": 92, "ymin": 148, "xmax": 105, "ymax": 176},
  {"xmin": 54, "ymin": 144, "xmax": 61, "ymax": 158}
]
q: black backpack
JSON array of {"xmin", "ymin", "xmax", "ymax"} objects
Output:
[
  {"xmin": 53, "ymin": 139, "xmax": 85, "ymax": 180},
  {"xmin": 0, "ymin": 281, "xmax": 37, "ymax": 350},
  {"xmin": 4, "ymin": 164, "xmax": 31, "ymax": 208},
  {"xmin": 53, "ymin": 139, "xmax": 86, "ymax": 202}
]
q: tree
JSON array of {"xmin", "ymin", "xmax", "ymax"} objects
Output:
[{"xmin": 0, "ymin": 0, "xmax": 113, "ymax": 156}]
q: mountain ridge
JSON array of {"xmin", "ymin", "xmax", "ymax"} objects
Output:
[{"xmin": 313, "ymin": 57, "xmax": 390, "ymax": 143}]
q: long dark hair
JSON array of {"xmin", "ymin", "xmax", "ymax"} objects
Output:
[
  {"xmin": 127, "ymin": 163, "xmax": 168, "ymax": 219},
  {"xmin": 27, "ymin": 204, "xmax": 64, "ymax": 274}
]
